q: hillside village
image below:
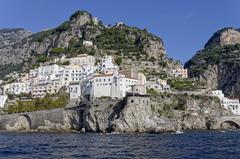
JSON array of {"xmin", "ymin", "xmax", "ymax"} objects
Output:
[
  {"xmin": 0, "ymin": 44, "xmax": 187, "ymax": 109},
  {"xmin": 0, "ymin": 41, "xmax": 239, "ymax": 116},
  {"xmin": 0, "ymin": 11, "xmax": 239, "ymax": 122}
]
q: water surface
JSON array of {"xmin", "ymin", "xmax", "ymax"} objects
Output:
[{"xmin": 0, "ymin": 131, "xmax": 239, "ymax": 159}]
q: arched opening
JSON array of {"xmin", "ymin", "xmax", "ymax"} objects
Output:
[
  {"xmin": 15, "ymin": 115, "xmax": 32, "ymax": 131},
  {"xmin": 219, "ymin": 120, "xmax": 240, "ymax": 130}
]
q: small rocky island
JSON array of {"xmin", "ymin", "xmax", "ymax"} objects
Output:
[{"xmin": 0, "ymin": 11, "xmax": 239, "ymax": 133}]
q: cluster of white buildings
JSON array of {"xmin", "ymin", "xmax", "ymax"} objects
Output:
[
  {"xmin": 0, "ymin": 54, "xmax": 147, "ymax": 107},
  {"xmin": 0, "ymin": 54, "xmax": 97, "ymax": 107},
  {"xmin": 71, "ymin": 56, "xmax": 146, "ymax": 100},
  {"xmin": 212, "ymin": 90, "xmax": 240, "ymax": 115}
]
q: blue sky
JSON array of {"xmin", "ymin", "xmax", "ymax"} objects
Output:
[{"xmin": 0, "ymin": 0, "xmax": 239, "ymax": 63}]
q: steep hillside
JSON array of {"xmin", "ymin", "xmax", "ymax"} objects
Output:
[
  {"xmin": 0, "ymin": 10, "xmax": 181, "ymax": 79},
  {"xmin": 185, "ymin": 28, "xmax": 240, "ymax": 97}
]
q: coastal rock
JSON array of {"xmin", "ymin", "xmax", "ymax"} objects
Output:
[
  {"xmin": 110, "ymin": 97, "xmax": 177, "ymax": 133},
  {"xmin": 84, "ymin": 94, "xmax": 225, "ymax": 133}
]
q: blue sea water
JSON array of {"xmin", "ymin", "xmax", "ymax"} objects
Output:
[{"xmin": 0, "ymin": 131, "xmax": 240, "ymax": 159}]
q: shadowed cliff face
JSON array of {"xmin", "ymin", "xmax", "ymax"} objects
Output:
[
  {"xmin": 0, "ymin": 10, "xmax": 179, "ymax": 78},
  {"xmin": 185, "ymin": 28, "xmax": 240, "ymax": 97}
]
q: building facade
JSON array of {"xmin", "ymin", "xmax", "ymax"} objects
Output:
[
  {"xmin": 172, "ymin": 68, "xmax": 188, "ymax": 78},
  {"xmin": 69, "ymin": 82, "xmax": 81, "ymax": 99},
  {"xmin": 4, "ymin": 82, "xmax": 30, "ymax": 95},
  {"xmin": 212, "ymin": 90, "xmax": 240, "ymax": 115},
  {"xmin": 99, "ymin": 56, "xmax": 119, "ymax": 74},
  {"xmin": 81, "ymin": 73, "xmax": 138, "ymax": 100},
  {"xmin": 66, "ymin": 54, "xmax": 95, "ymax": 67}
]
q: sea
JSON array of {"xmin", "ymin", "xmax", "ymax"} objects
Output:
[{"xmin": 0, "ymin": 130, "xmax": 240, "ymax": 159}]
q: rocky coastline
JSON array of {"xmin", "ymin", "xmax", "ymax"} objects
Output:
[{"xmin": 0, "ymin": 93, "xmax": 234, "ymax": 133}]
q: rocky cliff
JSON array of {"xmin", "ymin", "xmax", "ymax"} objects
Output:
[
  {"xmin": 84, "ymin": 93, "xmax": 229, "ymax": 133},
  {"xmin": 0, "ymin": 93, "xmax": 230, "ymax": 133},
  {"xmin": 185, "ymin": 28, "xmax": 240, "ymax": 97},
  {"xmin": 0, "ymin": 10, "xmax": 181, "ymax": 79}
]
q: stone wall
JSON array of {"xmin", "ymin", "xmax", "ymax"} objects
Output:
[{"xmin": 0, "ymin": 108, "xmax": 65, "ymax": 131}]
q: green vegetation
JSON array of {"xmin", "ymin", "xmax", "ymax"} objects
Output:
[
  {"xmin": 143, "ymin": 69, "xmax": 168, "ymax": 80},
  {"xmin": 62, "ymin": 60, "xmax": 70, "ymax": 65},
  {"xmin": 32, "ymin": 21, "xmax": 70, "ymax": 43},
  {"xmin": 96, "ymin": 27, "xmax": 139, "ymax": 52},
  {"xmin": 31, "ymin": 29, "xmax": 55, "ymax": 42},
  {"xmin": 94, "ymin": 26, "xmax": 158, "ymax": 60},
  {"xmin": 168, "ymin": 79, "xmax": 202, "ymax": 91},
  {"xmin": 147, "ymin": 88, "xmax": 160, "ymax": 97},
  {"xmin": 158, "ymin": 61, "xmax": 167, "ymax": 67},
  {"xmin": 173, "ymin": 94, "xmax": 187, "ymax": 110},
  {"xmin": 115, "ymin": 57, "xmax": 122, "ymax": 66},
  {"xmin": 6, "ymin": 94, "xmax": 69, "ymax": 114},
  {"xmin": 149, "ymin": 56, "xmax": 157, "ymax": 63},
  {"xmin": 65, "ymin": 39, "xmax": 96, "ymax": 57},
  {"xmin": 36, "ymin": 55, "xmax": 48, "ymax": 63},
  {"xmin": 55, "ymin": 21, "xmax": 70, "ymax": 32},
  {"xmin": 186, "ymin": 43, "xmax": 240, "ymax": 75},
  {"xmin": 50, "ymin": 47, "xmax": 66, "ymax": 56}
]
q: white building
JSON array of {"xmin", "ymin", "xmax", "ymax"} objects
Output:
[
  {"xmin": 212, "ymin": 90, "xmax": 224, "ymax": 98},
  {"xmin": 69, "ymin": 82, "xmax": 81, "ymax": 99},
  {"xmin": 81, "ymin": 73, "xmax": 138, "ymax": 99},
  {"xmin": 64, "ymin": 65, "xmax": 95, "ymax": 83},
  {"xmin": 172, "ymin": 68, "xmax": 188, "ymax": 78},
  {"xmin": 0, "ymin": 95, "xmax": 8, "ymax": 108},
  {"xmin": 66, "ymin": 54, "xmax": 95, "ymax": 67},
  {"xmin": 212, "ymin": 90, "xmax": 240, "ymax": 115},
  {"xmin": 4, "ymin": 82, "xmax": 30, "ymax": 95},
  {"xmin": 83, "ymin": 40, "xmax": 93, "ymax": 47},
  {"xmin": 37, "ymin": 64, "xmax": 63, "ymax": 78},
  {"xmin": 31, "ymin": 80, "xmax": 62, "ymax": 98},
  {"xmin": 99, "ymin": 56, "xmax": 119, "ymax": 74}
]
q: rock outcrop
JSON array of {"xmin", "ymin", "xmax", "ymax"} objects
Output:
[
  {"xmin": 204, "ymin": 28, "xmax": 240, "ymax": 48},
  {"xmin": 83, "ymin": 93, "xmax": 228, "ymax": 133},
  {"xmin": 185, "ymin": 27, "xmax": 240, "ymax": 97}
]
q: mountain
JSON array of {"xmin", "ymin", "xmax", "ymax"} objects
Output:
[
  {"xmin": 185, "ymin": 28, "xmax": 240, "ymax": 97},
  {"xmin": 0, "ymin": 10, "xmax": 182, "ymax": 79}
]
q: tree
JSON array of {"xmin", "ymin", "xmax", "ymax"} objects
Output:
[
  {"xmin": 149, "ymin": 56, "xmax": 156, "ymax": 63},
  {"xmin": 115, "ymin": 57, "xmax": 122, "ymax": 66},
  {"xmin": 50, "ymin": 47, "xmax": 65, "ymax": 56},
  {"xmin": 36, "ymin": 56, "xmax": 48, "ymax": 63}
]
